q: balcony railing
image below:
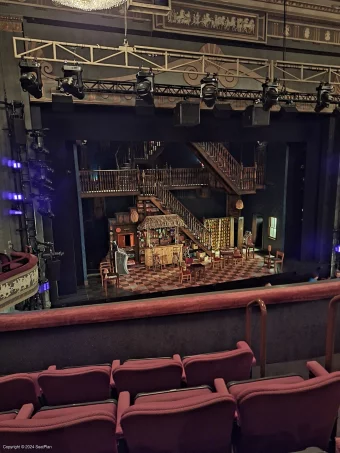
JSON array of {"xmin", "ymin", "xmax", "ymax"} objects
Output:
[
  {"xmin": 0, "ymin": 252, "xmax": 39, "ymax": 313},
  {"xmin": 80, "ymin": 168, "xmax": 211, "ymax": 194}
]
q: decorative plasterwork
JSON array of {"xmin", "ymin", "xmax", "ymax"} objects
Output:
[
  {"xmin": 154, "ymin": 1, "xmax": 267, "ymax": 43},
  {"xmin": 268, "ymin": 18, "xmax": 340, "ymax": 46},
  {"xmin": 0, "ymin": 265, "xmax": 39, "ymax": 311},
  {"xmin": 252, "ymin": 0, "xmax": 340, "ymax": 14},
  {"xmin": 0, "ymin": 15, "xmax": 22, "ymax": 32}
]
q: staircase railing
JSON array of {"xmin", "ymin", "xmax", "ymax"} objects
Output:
[
  {"xmin": 198, "ymin": 142, "xmax": 242, "ymax": 187},
  {"xmin": 197, "ymin": 142, "xmax": 258, "ymax": 192},
  {"xmin": 135, "ymin": 141, "xmax": 164, "ymax": 161},
  {"xmin": 144, "ymin": 182, "xmax": 212, "ymax": 250},
  {"xmin": 80, "ymin": 168, "xmax": 211, "ymax": 194}
]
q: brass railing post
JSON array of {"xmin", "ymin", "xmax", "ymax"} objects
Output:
[
  {"xmin": 325, "ymin": 295, "xmax": 340, "ymax": 372},
  {"xmin": 245, "ymin": 299, "xmax": 267, "ymax": 377}
]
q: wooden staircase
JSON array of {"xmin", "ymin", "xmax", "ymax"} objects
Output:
[
  {"xmin": 139, "ymin": 182, "xmax": 212, "ymax": 256},
  {"xmin": 189, "ymin": 142, "xmax": 257, "ymax": 195},
  {"xmin": 135, "ymin": 141, "xmax": 165, "ymax": 165}
]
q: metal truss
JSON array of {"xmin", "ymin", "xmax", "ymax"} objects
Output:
[
  {"xmin": 79, "ymin": 80, "xmax": 340, "ymax": 104},
  {"xmin": 13, "ymin": 36, "xmax": 340, "ymax": 86}
]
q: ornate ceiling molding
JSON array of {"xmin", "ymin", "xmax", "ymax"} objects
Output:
[{"xmin": 252, "ymin": 0, "xmax": 340, "ymax": 14}]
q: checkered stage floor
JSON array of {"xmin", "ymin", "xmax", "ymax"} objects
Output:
[{"xmin": 112, "ymin": 254, "xmax": 274, "ymax": 296}]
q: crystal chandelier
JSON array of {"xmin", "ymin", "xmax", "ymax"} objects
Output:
[{"xmin": 52, "ymin": 0, "xmax": 127, "ymax": 11}]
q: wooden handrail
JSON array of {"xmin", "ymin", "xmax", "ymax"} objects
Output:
[
  {"xmin": 325, "ymin": 294, "xmax": 340, "ymax": 372},
  {"xmin": 245, "ymin": 298, "xmax": 267, "ymax": 377}
]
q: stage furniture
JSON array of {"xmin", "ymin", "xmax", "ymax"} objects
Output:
[
  {"xmin": 145, "ymin": 244, "xmax": 183, "ymax": 270},
  {"xmin": 109, "ymin": 220, "xmax": 138, "ymax": 264},
  {"xmin": 100, "ymin": 261, "xmax": 112, "ymax": 287},
  {"xmin": 180, "ymin": 264, "xmax": 192, "ymax": 284},
  {"xmin": 272, "ymin": 251, "xmax": 285, "ymax": 273},
  {"xmin": 190, "ymin": 263, "xmax": 206, "ymax": 283},
  {"xmin": 242, "ymin": 232, "xmax": 255, "ymax": 260},
  {"xmin": 103, "ymin": 268, "xmax": 120, "ymax": 296},
  {"xmin": 234, "ymin": 248, "xmax": 244, "ymax": 266},
  {"xmin": 264, "ymin": 245, "xmax": 275, "ymax": 269},
  {"xmin": 221, "ymin": 249, "xmax": 234, "ymax": 267}
]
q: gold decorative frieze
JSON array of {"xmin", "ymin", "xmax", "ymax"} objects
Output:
[
  {"xmin": 252, "ymin": 0, "xmax": 340, "ymax": 14},
  {"xmin": 268, "ymin": 18, "xmax": 340, "ymax": 46},
  {"xmin": 0, "ymin": 15, "xmax": 22, "ymax": 32},
  {"xmin": 154, "ymin": 1, "xmax": 267, "ymax": 43}
]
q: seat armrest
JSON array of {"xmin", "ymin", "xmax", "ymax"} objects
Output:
[
  {"xmin": 116, "ymin": 392, "xmax": 131, "ymax": 438},
  {"xmin": 16, "ymin": 404, "xmax": 34, "ymax": 420},
  {"xmin": 214, "ymin": 378, "xmax": 230, "ymax": 395},
  {"xmin": 47, "ymin": 365, "xmax": 57, "ymax": 371},
  {"xmin": 111, "ymin": 360, "xmax": 121, "ymax": 377},
  {"xmin": 307, "ymin": 361, "xmax": 329, "ymax": 377},
  {"xmin": 173, "ymin": 354, "xmax": 186, "ymax": 381},
  {"xmin": 236, "ymin": 341, "xmax": 256, "ymax": 366}
]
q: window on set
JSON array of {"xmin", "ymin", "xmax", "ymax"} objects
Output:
[{"xmin": 268, "ymin": 217, "xmax": 277, "ymax": 240}]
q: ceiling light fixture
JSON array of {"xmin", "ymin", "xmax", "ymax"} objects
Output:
[{"xmin": 52, "ymin": 0, "xmax": 127, "ymax": 11}]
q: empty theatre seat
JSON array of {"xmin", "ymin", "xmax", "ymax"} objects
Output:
[
  {"xmin": 336, "ymin": 438, "xmax": 340, "ymax": 453},
  {"xmin": 38, "ymin": 364, "xmax": 112, "ymax": 405},
  {"xmin": 183, "ymin": 341, "xmax": 255, "ymax": 387},
  {"xmin": 0, "ymin": 373, "xmax": 41, "ymax": 411},
  {"xmin": 0, "ymin": 410, "xmax": 18, "ymax": 422},
  {"xmin": 118, "ymin": 378, "xmax": 236, "ymax": 453},
  {"xmin": 0, "ymin": 400, "xmax": 118, "ymax": 453},
  {"xmin": 112, "ymin": 355, "xmax": 183, "ymax": 397},
  {"xmin": 227, "ymin": 362, "xmax": 340, "ymax": 453}
]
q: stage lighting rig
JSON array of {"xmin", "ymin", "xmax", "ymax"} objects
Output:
[
  {"xmin": 60, "ymin": 65, "xmax": 85, "ymax": 100},
  {"xmin": 200, "ymin": 73, "xmax": 218, "ymax": 108},
  {"xmin": 262, "ymin": 79, "xmax": 279, "ymax": 111},
  {"xmin": 136, "ymin": 69, "xmax": 155, "ymax": 104},
  {"xmin": 19, "ymin": 61, "xmax": 43, "ymax": 99},
  {"xmin": 315, "ymin": 83, "xmax": 333, "ymax": 113}
]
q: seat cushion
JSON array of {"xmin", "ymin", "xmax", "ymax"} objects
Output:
[
  {"xmin": 228, "ymin": 375, "xmax": 304, "ymax": 400},
  {"xmin": 0, "ymin": 412, "xmax": 17, "ymax": 422},
  {"xmin": 135, "ymin": 387, "xmax": 212, "ymax": 405},
  {"xmin": 33, "ymin": 402, "xmax": 116, "ymax": 420}
]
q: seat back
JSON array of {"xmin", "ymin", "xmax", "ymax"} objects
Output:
[
  {"xmin": 0, "ymin": 409, "xmax": 117, "ymax": 453},
  {"xmin": 0, "ymin": 374, "xmax": 40, "ymax": 412},
  {"xmin": 276, "ymin": 251, "xmax": 284, "ymax": 261},
  {"xmin": 183, "ymin": 347, "xmax": 254, "ymax": 387},
  {"xmin": 38, "ymin": 366, "xmax": 111, "ymax": 405},
  {"xmin": 113, "ymin": 359, "xmax": 183, "ymax": 397},
  {"xmin": 121, "ymin": 393, "xmax": 236, "ymax": 453},
  {"xmin": 235, "ymin": 372, "xmax": 340, "ymax": 453}
]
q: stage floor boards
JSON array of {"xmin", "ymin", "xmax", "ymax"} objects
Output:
[{"xmin": 58, "ymin": 253, "xmax": 275, "ymax": 307}]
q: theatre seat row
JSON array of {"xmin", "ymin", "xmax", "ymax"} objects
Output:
[
  {"xmin": 0, "ymin": 341, "xmax": 255, "ymax": 410},
  {"xmin": 1, "ymin": 362, "xmax": 340, "ymax": 453}
]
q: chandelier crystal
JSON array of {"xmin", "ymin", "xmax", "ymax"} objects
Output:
[{"xmin": 52, "ymin": 0, "xmax": 127, "ymax": 11}]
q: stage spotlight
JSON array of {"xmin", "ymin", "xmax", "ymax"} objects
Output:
[
  {"xmin": 279, "ymin": 101, "xmax": 299, "ymax": 116},
  {"xmin": 136, "ymin": 69, "xmax": 155, "ymax": 104},
  {"xmin": 19, "ymin": 61, "xmax": 43, "ymax": 99},
  {"xmin": 60, "ymin": 64, "xmax": 85, "ymax": 100},
  {"xmin": 201, "ymin": 73, "xmax": 218, "ymax": 108},
  {"xmin": 262, "ymin": 79, "xmax": 279, "ymax": 111},
  {"xmin": 315, "ymin": 83, "xmax": 333, "ymax": 113}
]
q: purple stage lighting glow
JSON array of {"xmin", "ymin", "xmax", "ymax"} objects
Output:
[
  {"xmin": 2, "ymin": 158, "xmax": 22, "ymax": 169},
  {"xmin": 9, "ymin": 209, "xmax": 23, "ymax": 215},
  {"xmin": 39, "ymin": 281, "xmax": 50, "ymax": 293},
  {"xmin": 335, "ymin": 245, "xmax": 340, "ymax": 253},
  {"xmin": 2, "ymin": 192, "xmax": 23, "ymax": 201}
]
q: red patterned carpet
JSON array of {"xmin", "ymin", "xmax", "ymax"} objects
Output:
[{"xmin": 117, "ymin": 254, "xmax": 274, "ymax": 295}]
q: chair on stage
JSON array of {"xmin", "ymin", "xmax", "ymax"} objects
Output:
[
  {"xmin": 211, "ymin": 252, "xmax": 224, "ymax": 270},
  {"xmin": 179, "ymin": 264, "xmax": 192, "ymax": 284},
  {"xmin": 272, "ymin": 251, "xmax": 284, "ymax": 274},
  {"xmin": 102, "ymin": 268, "xmax": 120, "ymax": 296},
  {"xmin": 100, "ymin": 261, "xmax": 112, "ymax": 287},
  {"xmin": 233, "ymin": 248, "xmax": 244, "ymax": 266},
  {"xmin": 263, "ymin": 245, "xmax": 275, "ymax": 269}
]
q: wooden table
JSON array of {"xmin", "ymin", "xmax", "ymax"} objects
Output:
[{"xmin": 189, "ymin": 263, "xmax": 206, "ymax": 283}]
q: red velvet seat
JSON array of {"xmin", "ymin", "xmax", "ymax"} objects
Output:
[
  {"xmin": 336, "ymin": 438, "xmax": 340, "ymax": 453},
  {"xmin": 0, "ymin": 400, "xmax": 118, "ymax": 453},
  {"xmin": 118, "ymin": 378, "xmax": 236, "ymax": 453},
  {"xmin": 183, "ymin": 341, "xmax": 255, "ymax": 387},
  {"xmin": 0, "ymin": 374, "xmax": 41, "ymax": 411},
  {"xmin": 38, "ymin": 364, "xmax": 111, "ymax": 405},
  {"xmin": 0, "ymin": 410, "xmax": 18, "ymax": 422},
  {"xmin": 228, "ymin": 362, "xmax": 340, "ymax": 453},
  {"xmin": 112, "ymin": 355, "xmax": 183, "ymax": 397}
]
